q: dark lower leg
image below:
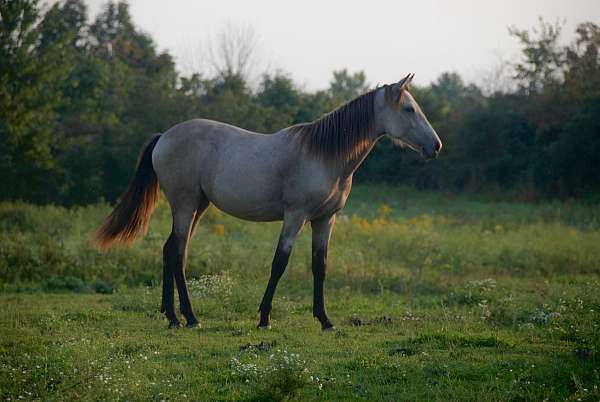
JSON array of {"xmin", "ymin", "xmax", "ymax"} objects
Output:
[
  {"xmin": 178, "ymin": 204, "xmax": 208, "ymax": 326},
  {"xmin": 258, "ymin": 247, "xmax": 290, "ymax": 328},
  {"xmin": 162, "ymin": 235, "xmax": 180, "ymax": 327},
  {"xmin": 160, "ymin": 263, "xmax": 173, "ymax": 313},
  {"xmin": 174, "ymin": 264, "xmax": 198, "ymax": 326},
  {"xmin": 166, "ymin": 232, "xmax": 198, "ymax": 327},
  {"xmin": 312, "ymin": 248, "xmax": 333, "ymax": 329}
]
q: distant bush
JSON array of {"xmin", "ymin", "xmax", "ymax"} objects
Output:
[
  {"xmin": 42, "ymin": 276, "xmax": 90, "ymax": 293},
  {"xmin": 92, "ymin": 279, "xmax": 117, "ymax": 294}
]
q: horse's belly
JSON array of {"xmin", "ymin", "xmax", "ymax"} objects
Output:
[
  {"xmin": 204, "ymin": 170, "xmax": 284, "ymax": 222},
  {"xmin": 210, "ymin": 196, "xmax": 284, "ymax": 222}
]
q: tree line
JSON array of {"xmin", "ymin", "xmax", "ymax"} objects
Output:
[{"xmin": 1, "ymin": 0, "xmax": 599, "ymax": 205}]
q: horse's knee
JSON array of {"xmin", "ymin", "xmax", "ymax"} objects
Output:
[{"xmin": 279, "ymin": 237, "xmax": 295, "ymax": 255}]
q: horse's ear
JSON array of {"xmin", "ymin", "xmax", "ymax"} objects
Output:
[
  {"xmin": 398, "ymin": 73, "xmax": 411, "ymax": 89},
  {"xmin": 399, "ymin": 73, "xmax": 414, "ymax": 90},
  {"xmin": 390, "ymin": 74, "xmax": 411, "ymax": 103}
]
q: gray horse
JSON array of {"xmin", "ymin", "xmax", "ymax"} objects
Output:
[{"xmin": 95, "ymin": 73, "xmax": 441, "ymax": 330}]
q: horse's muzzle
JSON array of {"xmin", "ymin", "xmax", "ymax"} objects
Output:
[{"xmin": 423, "ymin": 140, "xmax": 441, "ymax": 160}]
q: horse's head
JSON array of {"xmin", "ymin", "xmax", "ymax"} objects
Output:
[{"xmin": 375, "ymin": 74, "xmax": 442, "ymax": 160}]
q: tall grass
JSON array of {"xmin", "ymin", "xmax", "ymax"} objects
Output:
[
  {"xmin": 1, "ymin": 186, "xmax": 598, "ymax": 293},
  {"xmin": 1, "ymin": 186, "xmax": 599, "ymax": 401}
]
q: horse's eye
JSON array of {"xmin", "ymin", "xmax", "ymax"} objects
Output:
[{"xmin": 404, "ymin": 105, "xmax": 415, "ymax": 113}]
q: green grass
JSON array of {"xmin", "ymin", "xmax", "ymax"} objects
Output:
[{"xmin": 1, "ymin": 186, "xmax": 599, "ymax": 401}]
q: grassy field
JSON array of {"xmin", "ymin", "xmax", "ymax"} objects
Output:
[{"xmin": 1, "ymin": 186, "xmax": 599, "ymax": 401}]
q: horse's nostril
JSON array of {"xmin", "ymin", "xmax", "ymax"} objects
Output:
[{"xmin": 434, "ymin": 140, "xmax": 442, "ymax": 153}]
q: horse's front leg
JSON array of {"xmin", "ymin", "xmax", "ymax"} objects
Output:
[
  {"xmin": 257, "ymin": 212, "xmax": 305, "ymax": 329},
  {"xmin": 311, "ymin": 214, "xmax": 336, "ymax": 330}
]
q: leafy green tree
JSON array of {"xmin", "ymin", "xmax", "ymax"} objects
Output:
[
  {"xmin": 0, "ymin": 0, "xmax": 72, "ymax": 202},
  {"xmin": 548, "ymin": 96, "xmax": 600, "ymax": 196},
  {"xmin": 328, "ymin": 69, "xmax": 369, "ymax": 105},
  {"xmin": 564, "ymin": 22, "xmax": 600, "ymax": 101},
  {"xmin": 457, "ymin": 95, "xmax": 536, "ymax": 191},
  {"xmin": 509, "ymin": 18, "xmax": 564, "ymax": 95},
  {"xmin": 37, "ymin": 0, "xmax": 87, "ymax": 52},
  {"xmin": 548, "ymin": 22, "xmax": 600, "ymax": 196},
  {"xmin": 63, "ymin": 1, "xmax": 181, "ymax": 203},
  {"xmin": 257, "ymin": 73, "xmax": 303, "ymax": 130},
  {"xmin": 197, "ymin": 74, "xmax": 266, "ymax": 131}
]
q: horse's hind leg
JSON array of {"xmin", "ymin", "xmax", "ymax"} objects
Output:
[
  {"xmin": 161, "ymin": 247, "xmax": 177, "ymax": 326},
  {"xmin": 190, "ymin": 200, "xmax": 209, "ymax": 239},
  {"xmin": 162, "ymin": 199, "xmax": 208, "ymax": 328},
  {"xmin": 162, "ymin": 206, "xmax": 193, "ymax": 328}
]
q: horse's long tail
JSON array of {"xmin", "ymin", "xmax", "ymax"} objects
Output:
[{"xmin": 95, "ymin": 134, "xmax": 162, "ymax": 249}]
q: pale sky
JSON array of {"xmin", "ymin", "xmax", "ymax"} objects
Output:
[{"xmin": 80, "ymin": 0, "xmax": 600, "ymax": 90}]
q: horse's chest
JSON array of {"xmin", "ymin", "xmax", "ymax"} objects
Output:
[{"xmin": 307, "ymin": 180, "xmax": 352, "ymax": 219}]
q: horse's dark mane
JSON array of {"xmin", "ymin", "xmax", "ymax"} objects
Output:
[{"xmin": 289, "ymin": 86, "xmax": 391, "ymax": 162}]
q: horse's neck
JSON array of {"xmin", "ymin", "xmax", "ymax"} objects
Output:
[
  {"xmin": 339, "ymin": 114, "xmax": 386, "ymax": 176},
  {"xmin": 337, "ymin": 134, "xmax": 382, "ymax": 177}
]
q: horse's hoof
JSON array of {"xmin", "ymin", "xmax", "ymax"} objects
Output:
[
  {"xmin": 322, "ymin": 324, "xmax": 335, "ymax": 332},
  {"xmin": 186, "ymin": 321, "xmax": 200, "ymax": 329},
  {"xmin": 168, "ymin": 321, "xmax": 182, "ymax": 329},
  {"xmin": 257, "ymin": 324, "xmax": 271, "ymax": 330}
]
